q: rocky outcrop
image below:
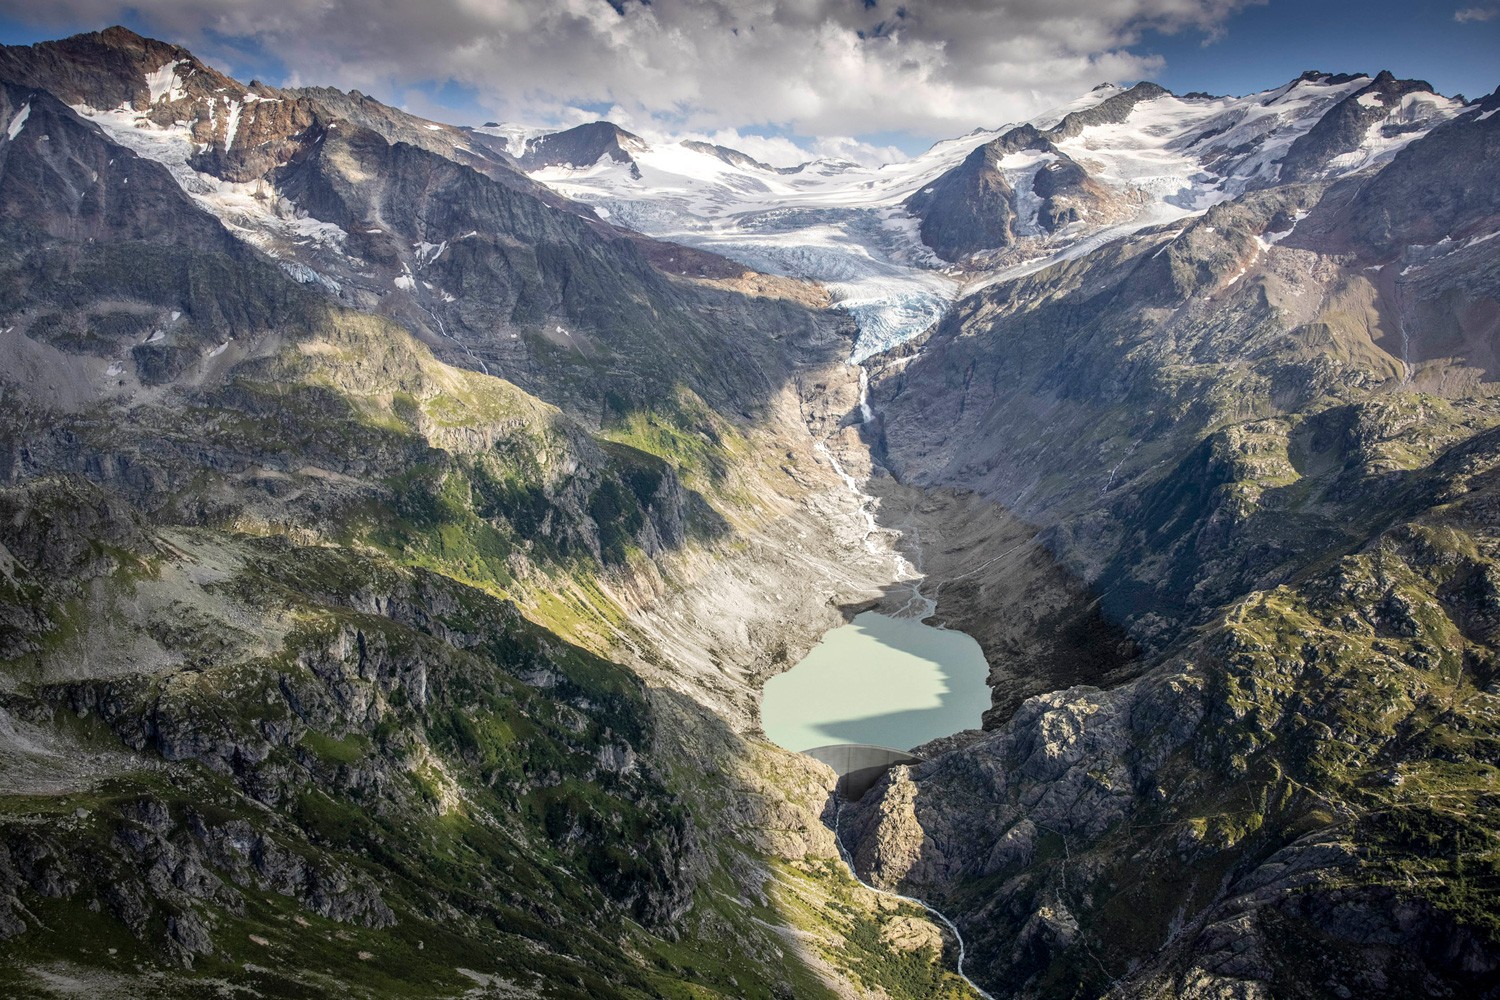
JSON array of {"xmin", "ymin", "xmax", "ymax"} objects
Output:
[
  {"xmin": 1045, "ymin": 81, "xmax": 1172, "ymax": 140},
  {"xmin": 906, "ymin": 142, "xmax": 1021, "ymax": 260},
  {"xmin": 0, "ymin": 25, "xmax": 231, "ymax": 114},
  {"xmin": 0, "ymin": 26, "xmax": 544, "ymax": 197},
  {"xmin": 520, "ymin": 121, "xmax": 648, "ymax": 178},
  {"xmin": 1031, "ymin": 155, "xmax": 1106, "ymax": 231},
  {"xmin": 1278, "ymin": 71, "xmax": 1442, "ymax": 184},
  {"xmin": 1317, "ymin": 85, "xmax": 1500, "ymax": 255},
  {"xmin": 678, "ymin": 139, "xmax": 780, "ymax": 173},
  {"xmin": 906, "ymin": 82, "xmax": 1169, "ymax": 260}
]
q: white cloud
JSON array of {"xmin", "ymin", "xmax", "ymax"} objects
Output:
[
  {"xmin": 1454, "ymin": 6, "xmax": 1497, "ymax": 22},
  {"xmin": 4, "ymin": 0, "xmax": 1260, "ymax": 145}
]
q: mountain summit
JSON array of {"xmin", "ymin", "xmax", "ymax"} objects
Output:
[{"xmin": 514, "ymin": 70, "xmax": 1468, "ymax": 357}]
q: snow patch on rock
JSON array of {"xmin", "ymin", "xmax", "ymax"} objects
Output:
[
  {"xmin": 5, "ymin": 102, "xmax": 28, "ymax": 141},
  {"xmin": 143, "ymin": 60, "xmax": 189, "ymax": 105}
]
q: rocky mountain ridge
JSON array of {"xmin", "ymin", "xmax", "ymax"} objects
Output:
[
  {"xmin": 513, "ymin": 69, "xmax": 1467, "ymax": 359},
  {"xmin": 840, "ymin": 73, "xmax": 1500, "ymax": 1000},
  {"xmin": 519, "ymin": 121, "xmax": 649, "ymax": 179}
]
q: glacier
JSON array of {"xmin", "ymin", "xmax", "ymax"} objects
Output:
[{"xmin": 518, "ymin": 73, "xmax": 1462, "ymax": 362}]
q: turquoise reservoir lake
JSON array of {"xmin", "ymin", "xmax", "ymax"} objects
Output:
[{"xmin": 760, "ymin": 611, "xmax": 991, "ymax": 753}]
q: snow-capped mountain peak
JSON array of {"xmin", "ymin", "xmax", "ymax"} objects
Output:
[{"xmin": 516, "ymin": 71, "xmax": 1467, "ymax": 359}]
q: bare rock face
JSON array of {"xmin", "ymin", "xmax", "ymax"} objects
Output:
[
  {"xmin": 881, "ymin": 913, "xmax": 946, "ymax": 953},
  {"xmin": 1278, "ymin": 72, "xmax": 1442, "ymax": 184},
  {"xmin": 903, "ymin": 139, "xmax": 1123, "ymax": 261},
  {"xmin": 0, "ymin": 26, "xmax": 307, "ymax": 184},
  {"xmin": 0, "ymin": 25, "xmax": 561, "ymax": 207},
  {"xmin": 520, "ymin": 121, "xmax": 648, "ymax": 179},
  {"xmin": 906, "ymin": 142, "xmax": 1021, "ymax": 261},
  {"xmin": 0, "ymin": 86, "xmax": 240, "ymax": 249},
  {"xmin": 1322, "ymin": 86, "xmax": 1500, "ymax": 255},
  {"xmin": 905, "ymin": 82, "xmax": 1169, "ymax": 261},
  {"xmin": 843, "ymin": 764, "xmax": 924, "ymax": 888},
  {"xmin": 0, "ymin": 26, "xmax": 229, "ymax": 113},
  {"xmin": 1045, "ymin": 81, "xmax": 1172, "ymax": 140},
  {"xmin": 1031, "ymin": 154, "xmax": 1112, "ymax": 231}
]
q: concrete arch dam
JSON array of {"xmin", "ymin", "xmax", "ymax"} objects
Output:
[{"xmin": 803, "ymin": 743, "xmax": 925, "ymax": 800}]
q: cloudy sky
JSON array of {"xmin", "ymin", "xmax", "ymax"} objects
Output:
[{"xmin": 1, "ymin": 0, "xmax": 1496, "ymax": 164}]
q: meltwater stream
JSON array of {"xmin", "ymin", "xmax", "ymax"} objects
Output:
[
  {"xmin": 833, "ymin": 797, "xmax": 997, "ymax": 1000},
  {"xmin": 772, "ymin": 362, "xmax": 994, "ymax": 995}
]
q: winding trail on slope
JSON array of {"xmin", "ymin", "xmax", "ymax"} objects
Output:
[{"xmin": 832, "ymin": 796, "xmax": 996, "ymax": 1000}]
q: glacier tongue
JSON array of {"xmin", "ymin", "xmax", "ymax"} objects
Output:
[
  {"xmin": 530, "ymin": 131, "xmax": 994, "ymax": 361},
  {"xmin": 620, "ymin": 203, "xmax": 961, "ymax": 361},
  {"xmin": 574, "ymin": 189, "xmax": 966, "ymax": 360}
]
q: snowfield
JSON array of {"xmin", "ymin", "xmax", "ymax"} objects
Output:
[
  {"xmin": 63, "ymin": 58, "xmax": 1464, "ymax": 366},
  {"xmin": 517, "ymin": 75, "xmax": 1460, "ymax": 360},
  {"xmin": 529, "ymin": 123, "xmax": 1007, "ymax": 360},
  {"xmin": 74, "ymin": 102, "xmax": 352, "ymax": 261}
]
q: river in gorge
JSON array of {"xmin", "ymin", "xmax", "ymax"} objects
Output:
[{"xmin": 760, "ymin": 611, "xmax": 991, "ymax": 752}]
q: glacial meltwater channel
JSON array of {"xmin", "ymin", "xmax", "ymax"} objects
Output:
[{"xmin": 761, "ymin": 611, "xmax": 990, "ymax": 752}]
